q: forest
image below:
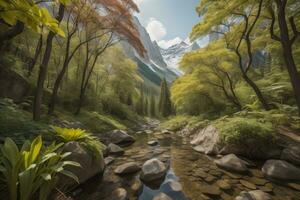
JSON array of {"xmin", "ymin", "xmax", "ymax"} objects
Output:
[{"xmin": 0, "ymin": 0, "xmax": 300, "ymax": 200}]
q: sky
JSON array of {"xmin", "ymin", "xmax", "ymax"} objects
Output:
[{"xmin": 133, "ymin": 0, "xmax": 202, "ymax": 49}]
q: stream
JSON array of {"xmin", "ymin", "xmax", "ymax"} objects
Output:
[{"xmin": 74, "ymin": 130, "xmax": 300, "ymax": 200}]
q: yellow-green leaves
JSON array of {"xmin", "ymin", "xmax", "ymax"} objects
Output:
[
  {"xmin": 0, "ymin": 0, "xmax": 66, "ymax": 37},
  {"xmin": 22, "ymin": 136, "xmax": 42, "ymax": 169}
]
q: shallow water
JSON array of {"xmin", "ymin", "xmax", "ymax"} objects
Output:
[{"xmin": 75, "ymin": 132, "xmax": 300, "ymax": 200}]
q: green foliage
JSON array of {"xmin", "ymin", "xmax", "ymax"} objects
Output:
[
  {"xmin": 215, "ymin": 117, "xmax": 275, "ymax": 147},
  {"xmin": 160, "ymin": 115, "xmax": 206, "ymax": 132},
  {"xmin": 0, "ymin": 136, "xmax": 80, "ymax": 200},
  {"xmin": 51, "ymin": 126, "xmax": 105, "ymax": 159},
  {"xmin": 0, "ymin": 0, "xmax": 67, "ymax": 36}
]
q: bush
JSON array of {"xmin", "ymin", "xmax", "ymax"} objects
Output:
[
  {"xmin": 0, "ymin": 136, "xmax": 80, "ymax": 200},
  {"xmin": 215, "ymin": 117, "xmax": 276, "ymax": 147},
  {"xmin": 51, "ymin": 126, "xmax": 106, "ymax": 160},
  {"xmin": 160, "ymin": 115, "xmax": 207, "ymax": 131}
]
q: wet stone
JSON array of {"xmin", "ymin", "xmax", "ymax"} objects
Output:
[
  {"xmin": 205, "ymin": 175, "xmax": 217, "ymax": 183},
  {"xmin": 216, "ymin": 180, "xmax": 231, "ymax": 190},
  {"xmin": 249, "ymin": 177, "xmax": 268, "ymax": 186},
  {"xmin": 287, "ymin": 183, "xmax": 300, "ymax": 191},
  {"xmin": 209, "ymin": 169, "xmax": 222, "ymax": 177},
  {"xmin": 240, "ymin": 180, "xmax": 257, "ymax": 190}
]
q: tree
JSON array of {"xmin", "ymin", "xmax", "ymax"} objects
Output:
[
  {"xmin": 159, "ymin": 78, "xmax": 172, "ymax": 117},
  {"xmin": 191, "ymin": 0, "xmax": 270, "ymax": 110},
  {"xmin": 33, "ymin": 3, "xmax": 66, "ymax": 120},
  {"xmin": 268, "ymin": 0, "xmax": 300, "ymax": 115},
  {"xmin": 0, "ymin": 0, "xmax": 66, "ymax": 50},
  {"xmin": 150, "ymin": 92, "xmax": 156, "ymax": 117}
]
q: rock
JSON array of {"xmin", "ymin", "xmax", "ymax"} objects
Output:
[
  {"xmin": 216, "ymin": 180, "xmax": 231, "ymax": 190},
  {"xmin": 164, "ymin": 180, "xmax": 182, "ymax": 192},
  {"xmin": 108, "ymin": 143, "xmax": 124, "ymax": 156},
  {"xmin": 191, "ymin": 125, "xmax": 220, "ymax": 155},
  {"xmin": 153, "ymin": 193, "xmax": 172, "ymax": 200},
  {"xmin": 110, "ymin": 188, "xmax": 127, "ymax": 200},
  {"xmin": 104, "ymin": 156, "xmax": 115, "ymax": 165},
  {"xmin": 110, "ymin": 130, "xmax": 135, "ymax": 146},
  {"xmin": 131, "ymin": 179, "xmax": 143, "ymax": 196},
  {"xmin": 281, "ymin": 145, "xmax": 300, "ymax": 166},
  {"xmin": 235, "ymin": 190, "xmax": 271, "ymax": 200},
  {"xmin": 0, "ymin": 67, "xmax": 30, "ymax": 102},
  {"xmin": 249, "ymin": 177, "xmax": 267, "ymax": 186},
  {"xmin": 198, "ymin": 184, "xmax": 221, "ymax": 196},
  {"xmin": 147, "ymin": 140, "xmax": 158, "ymax": 146},
  {"xmin": 262, "ymin": 160, "xmax": 300, "ymax": 181},
  {"xmin": 239, "ymin": 180, "xmax": 256, "ymax": 190},
  {"xmin": 287, "ymin": 183, "xmax": 300, "ymax": 191},
  {"xmin": 140, "ymin": 158, "xmax": 167, "ymax": 182},
  {"xmin": 114, "ymin": 162, "xmax": 140, "ymax": 175},
  {"xmin": 60, "ymin": 142, "xmax": 105, "ymax": 187},
  {"xmin": 215, "ymin": 154, "xmax": 249, "ymax": 174},
  {"xmin": 162, "ymin": 130, "xmax": 174, "ymax": 134},
  {"xmin": 145, "ymin": 130, "xmax": 153, "ymax": 134}
]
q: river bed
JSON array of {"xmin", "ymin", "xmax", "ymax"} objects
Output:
[{"xmin": 74, "ymin": 131, "xmax": 300, "ymax": 200}]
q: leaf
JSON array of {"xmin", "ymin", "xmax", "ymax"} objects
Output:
[
  {"xmin": 41, "ymin": 173, "xmax": 51, "ymax": 181},
  {"xmin": 60, "ymin": 170, "xmax": 79, "ymax": 183}
]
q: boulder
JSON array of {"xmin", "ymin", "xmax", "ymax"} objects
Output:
[
  {"xmin": 140, "ymin": 158, "xmax": 167, "ymax": 182},
  {"xmin": 148, "ymin": 140, "xmax": 158, "ymax": 146},
  {"xmin": 153, "ymin": 193, "xmax": 172, "ymax": 200},
  {"xmin": 108, "ymin": 143, "xmax": 124, "ymax": 156},
  {"xmin": 131, "ymin": 179, "xmax": 143, "ymax": 196},
  {"xmin": 215, "ymin": 154, "xmax": 249, "ymax": 174},
  {"xmin": 191, "ymin": 125, "xmax": 220, "ymax": 155},
  {"xmin": 235, "ymin": 190, "xmax": 271, "ymax": 200},
  {"xmin": 281, "ymin": 144, "xmax": 300, "ymax": 166},
  {"xmin": 114, "ymin": 162, "xmax": 140, "ymax": 175},
  {"xmin": 110, "ymin": 188, "xmax": 128, "ymax": 200},
  {"xmin": 262, "ymin": 159, "xmax": 300, "ymax": 181},
  {"xmin": 110, "ymin": 130, "xmax": 135, "ymax": 146},
  {"xmin": 60, "ymin": 142, "xmax": 105, "ymax": 187}
]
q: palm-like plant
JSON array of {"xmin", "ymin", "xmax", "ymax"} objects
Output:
[{"xmin": 0, "ymin": 136, "xmax": 80, "ymax": 200}]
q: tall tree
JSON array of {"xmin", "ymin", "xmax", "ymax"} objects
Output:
[
  {"xmin": 33, "ymin": 3, "xmax": 66, "ymax": 120},
  {"xmin": 159, "ymin": 78, "xmax": 172, "ymax": 117},
  {"xmin": 269, "ymin": 0, "xmax": 300, "ymax": 115},
  {"xmin": 150, "ymin": 92, "xmax": 156, "ymax": 117}
]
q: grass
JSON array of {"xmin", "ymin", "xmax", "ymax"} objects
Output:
[
  {"xmin": 160, "ymin": 115, "xmax": 209, "ymax": 131},
  {"xmin": 51, "ymin": 126, "xmax": 106, "ymax": 160}
]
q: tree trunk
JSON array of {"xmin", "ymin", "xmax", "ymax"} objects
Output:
[
  {"xmin": 33, "ymin": 4, "xmax": 65, "ymax": 121},
  {"xmin": 276, "ymin": 1, "xmax": 300, "ymax": 115},
  {"xmin": 28, "ymin": 34, "xmax": 43, "ymax": 76},
  {"xmin": 0, "ymin": 21, "xmax": 24, "ymax": 51}
]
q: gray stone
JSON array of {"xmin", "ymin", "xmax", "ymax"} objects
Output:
[
  {"xmin": 110, "ymin": 188, "xmax": 127, "ymax": 200},
  {"xmin": 114, "ymin": 162, "xmax": 140, "ymax": 175},
  {"xmin": 108, "ymin": 143, "xmax": 124, "ymax": 156},
  {"xmin": 262, "ymin": 159, "xmax": 300, "ymax": 181},
  {"xmin": 110, "ymin": 130, "xmax": 135, "ymax": 146},
  {"xmin": 140, "ymin": 158, "xmax": 167, "ymax": 182},
  {"xmin": 281, "ymin": 145, "xmax": 300, "ymax": 166},
  {"xmin": 148, "ymin": 140, "xmax": 158, "ymax": 146},
  {"xmin": 60, "ymin": 142, "xmax": 105, "ymax": 187},
  {"xmin": 153, "ymin": 193, "xmax": 172, "ymax": 200},
  {"xmin": 191, "ymin": 125, "xmax": 220, "ymax": 155},
  {"xmin": 104, "ymin": 156, "xmax": 115, "ymax": 165},
  {"xmin": 235, "ymin": 190, "xmax": 271, "ymax": 200},
  {"xmin": 215, "ymin": 154, "xmax": 249, "ymax": 174}
]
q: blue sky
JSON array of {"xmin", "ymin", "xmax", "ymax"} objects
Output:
[{"xmin": 134, "ymin": 0, "xmax": 202, "ymax": 48}]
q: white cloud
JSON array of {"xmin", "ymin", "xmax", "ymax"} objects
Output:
[
  {"xmin": 146, "ymin": 18, "xmax": 167, "ymax": 41},
  {"xmin": 158, "ymin": 37, "xmax": 183, "ymax": 49}
]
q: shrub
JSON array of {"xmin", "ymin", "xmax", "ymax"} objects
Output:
[
  {"xmin": 0, "ymin": 136, "xmax": 80, "ymax": 200},
  {"xmin": 216, "ymin": 117, "xmax": 276, "ymax": 147},
  {"xmin": 51, "ymin": 126, "xmax": 105, "ymax": 160}
]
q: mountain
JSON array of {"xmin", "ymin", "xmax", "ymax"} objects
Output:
[
  {"xmin": 160, "ymin": 41, "xmax": 200, "ymax": 75},
  {"xmin": 121, "ymin": 17, "xmax": 177, "ymax": 87}
]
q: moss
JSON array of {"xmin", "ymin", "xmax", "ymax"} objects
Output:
[
  {"xmin": 160, "ymin": 115, "xmax": 206, "ymax": 131},
  {"xmin": 215, "ymin": 117, "xmax": 276, "ymax": 147}
]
